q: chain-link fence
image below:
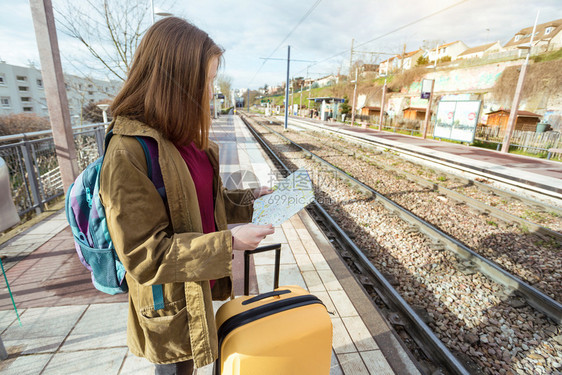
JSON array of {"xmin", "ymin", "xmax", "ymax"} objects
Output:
[{"xmin": 0, "ymin": 123, "xmax": 106, "ymax": 217}]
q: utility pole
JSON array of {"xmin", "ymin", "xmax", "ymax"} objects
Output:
[
  {"xmin": 290, "ymin": 80, "xmax": 294, "ymax": 111},
  {"xmin": 400, "ymin": 43, "xmax": 407, "ymax": 74},
  {"xmin": 284, "ymin": 45, "xmax": 290, "ymax": 130},
  {"xmin": 379, "ymin": 79, "xmax": 387, "ymax": 131},
  {"xmin": 30, "ymin": 0, "xmax": 79, "ymax": 192},
  {"xmin": 349, "ymin": 38, "xmax": 355, "ymax": 80},
  {"xmin": 299, "ymin": 81, "xmax": 303, "ymax": 115},
  {"xmin": 351, "ymin": 68, "xmax": 358, "ymax": 126},
  {"xmin": 501, "ymin": 11, "xmax": 540, "ymax": 153},
  {"xmin": 422, "ymin": 79, "xmax": 435, "ymax": 139}
]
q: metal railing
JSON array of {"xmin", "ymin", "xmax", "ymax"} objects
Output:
[{"xmin": 0, "ymin": 122, "xmax": 108, "ymax": 217}]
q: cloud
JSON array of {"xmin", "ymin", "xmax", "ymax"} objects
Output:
[{"xmin": 1, "ymin": 0, "xmax": 561, "ymax": 89}]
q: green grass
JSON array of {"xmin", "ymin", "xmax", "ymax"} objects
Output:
[
  {"xmin": 437, "ymin": 176, "xmax": 447, "ymax": 182},
  {"xmin": 487, "ymin": 220, "xmax": 498, "ymax": 227},
  {"xmin": 472, "ymin": 140, "xmax": 498, "ymax": 150},
  {"xmin": 532, "ymin": 48, "xmax": 562, "ymax": 63},
  {"xmin": 521, "ymin": 210, "xmax": 547, "ymax": 222}
]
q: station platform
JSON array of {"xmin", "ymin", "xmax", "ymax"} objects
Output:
[
  {"xmin": 0, "ymin": 115, "xmax": 419, "ymax": 374},
  {"xmin": 284, "ymin": 115, "xmax": 562, "ymax": 203}
]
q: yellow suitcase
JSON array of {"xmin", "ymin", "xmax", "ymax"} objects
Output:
[{"xmin": 215, "ymin": 245, "xmax": 333, "ymax": 375}]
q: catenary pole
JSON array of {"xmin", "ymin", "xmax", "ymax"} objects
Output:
[
  {"xmin": 379, "ymin": 79, "xmax": 387, "ymax": 131},
  {"xmin": 348, "ymin": 38, "xmax": 354, "ymax": 80},
  {"xmin": 501, "ymin": 10, "xmax": 540, "ymax": 153},
  {"xmin": 30, "ymin": 0, "xmax": 79, "ymax": 192},
  {"xmin": 422, "ymin": 79, "xmax": 435, "ymax": 139},
  {"xmin": 284, "ymin": 46, "xmax": 290, "ymax": 130},
  {"xmin": 351, "ymin": 68, "xmax": 358, "ymax": 126}
]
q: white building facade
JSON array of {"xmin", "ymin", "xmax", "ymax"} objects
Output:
[{"xmin": 0, "ymin": 61, "xmax": 121, "ymax": 122}]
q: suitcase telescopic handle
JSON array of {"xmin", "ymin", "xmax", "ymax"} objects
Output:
[
  {"xmin": 243, "ymin": 244, "xmax": 281, "ymax": 296},
  {"xmin": 242, "ymin": 289, "xmax": 291, "ymax": 305}
]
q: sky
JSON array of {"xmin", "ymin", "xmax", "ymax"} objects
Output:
[{"xmin": 1, "ymin": 0, "xmax": 562, "ymax": 90}]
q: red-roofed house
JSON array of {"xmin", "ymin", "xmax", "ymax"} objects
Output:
[
  {"xmin": 426, "ymin": 41, "xmax": 469, "ymax": 62},
  {"xmin": 378, "ymin": 49, "xmax": 424, "ymax": 75},
  {"xmin": 503, "ymin": 18, "xmax": 562, "ymax": 52},
  {"xmin": 457, "ymin": 42, "xmax": 503, "ymax": 60},
  {"xmin": 378, "ymin": 56, "xmax": 396, "ymax": 75}
]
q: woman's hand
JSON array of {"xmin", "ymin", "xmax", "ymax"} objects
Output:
[
  {"xmin": 231, "ymin": 223, "xmax": 275, "ymax": 250},
  {"xmin": 253, "ymin": 186, "xmax": 274, "ymax": 199}
]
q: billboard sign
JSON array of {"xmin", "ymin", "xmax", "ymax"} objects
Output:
[
  {"xmin": 421, "ymin": 79, "xmax": 433, "ymax": 99},
  {"xmin": 434, "ymin": 100, "xmax": 481, "ymax": 143}
]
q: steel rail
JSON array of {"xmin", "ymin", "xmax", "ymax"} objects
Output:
[
  {"xmin": 244, "ymin": 115, "xmax": 562, "ymax": 325},
  {"xmin": 240, "ymin": 114, "xmax": 471, "ymax": 375},
  {"xmin": 295, "ymin": 130, "xmax": 562, "ymax": 243},
  {"xmin": 286, "ymin": 116, "xmax": 562, "ymax": 210},
  {"xmin": 275, "ymin": 116, "xmax": 562, "ymax": 235}
]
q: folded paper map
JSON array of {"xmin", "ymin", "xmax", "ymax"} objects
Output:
[{"xmin": 252, "ymin": 168, "xmax": 315, "ymax": 226}]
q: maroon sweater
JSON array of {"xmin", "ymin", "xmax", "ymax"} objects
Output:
[{"xmin": 175, "ymin": 142, "xmax": 216, "ymax": 287}]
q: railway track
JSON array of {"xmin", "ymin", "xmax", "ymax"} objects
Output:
[
  {"xmin": 286, "ymin": 116, "xmax": 562, "ymax": 217},
  {"xmin": 247, "ymin": 114, "xmax": 562, "ymax": 299},
  {"xmin": 239, "ymin": 114, "xmax": 562, "ymax": 375}
]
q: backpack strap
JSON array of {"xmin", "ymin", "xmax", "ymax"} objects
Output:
[
  {"xmin": 106, "ymin": 132, "xmax": 166, "ymax": 310},
  {"xmin": 135, "ymin": 136, "xmax": 166, "ymax": 311}
]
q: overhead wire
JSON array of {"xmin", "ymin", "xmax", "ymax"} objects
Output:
[
  {"xmin": 248, "ymin": 0, "xmax": 323, "ymax": 86},
  {"xmin": 294, "ymin": 0, "xmax": 472, "ymax": 75}
]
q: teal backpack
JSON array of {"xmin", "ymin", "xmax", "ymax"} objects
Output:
[{"xmin": 65, "ymin": 131, "xmax": 166, "ymax": 310}]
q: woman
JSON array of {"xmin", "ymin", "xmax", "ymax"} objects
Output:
[{"xmin": 99, "ymin": 17, "xmax": 274, "ymax": 374}]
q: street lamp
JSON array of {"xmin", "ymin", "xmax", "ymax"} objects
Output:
[
  {"xmin": 96, "ymin": 103, "xmax": 110, "ymax": 124},
  {"xmin": 150, "ymin": 1, "xmax": 173, "ymax": 24}
]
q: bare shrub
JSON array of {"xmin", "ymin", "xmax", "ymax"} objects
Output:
[
  {"xmin": 492, "ymin": 59, "xmax": 562, "ymax": 107},
  {"xmin": 0, "ymin": 113, "xmax": 50, "ymax": 136}
]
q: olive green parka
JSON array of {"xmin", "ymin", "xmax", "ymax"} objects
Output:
[{"xmin": 99, "ymin": 116, "xmax": 253, "ymax": 367}]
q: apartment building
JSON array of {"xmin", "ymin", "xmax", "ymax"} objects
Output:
[{"xmin": 0, "ymin": 61, "xmax": 121, "ymax": 122}]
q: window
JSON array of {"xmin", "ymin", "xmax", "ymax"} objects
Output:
[
  {"xmin": 0, "ymin": 74, "xmax": 5, "ymax": 85},
  {"xmin": 88, "ymin": 91, "xmax": 94, "ymax": 95},
  {"xmin": 515, "ymin": 35, "xmax": 522, "ymax": 42},
  {"xmin": 37, "ymin": 79, "xmax": 43, "ymax": 88},
  {"xmin": 18, "ymin": 86, "xmax": 29, "ymax": 92},
  {"xmin": 23, "ymin": 107, "xmax": 33, "ymax": 112},
  {"xmin": 16, "ymin": 75, "xmax": 27, "ymax": 82},
  {"xmin": 1, "ymin": 97, "xmax": 10, "ymax": 108},
  {"xmin": 545, "ymin": 27, "xmax": 554, "ymax": 35},
  {"xmin": 21, "ymin": 97, "xmax": 31, "ymax": 102}
]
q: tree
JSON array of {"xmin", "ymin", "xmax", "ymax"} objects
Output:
[
  {"xmin": 340, "ymin": 96, "xmax": 351, "ymax": 115},
  {"xmin": 217, "ymin": 74, "xmax": 233, "ymax": 108},
  {"xmin": 416, "ymin": 56, "xmax": 429, "ymax": 66},
  {"xmin": 55, "ymin": 0, "xmax": 174, "ymax": 82}
]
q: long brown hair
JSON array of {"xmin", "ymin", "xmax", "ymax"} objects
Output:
[{"xmin": 111, "ymin": 17, "xmax": 223, "ymax": 149}]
